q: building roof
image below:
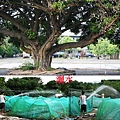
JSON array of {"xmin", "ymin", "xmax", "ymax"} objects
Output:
[{"xmin": 61, "ymin": 30, "xmax": 81, "ymax": 38}]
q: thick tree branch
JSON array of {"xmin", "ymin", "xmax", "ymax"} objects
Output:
[
  {"xmin": 0, "ymin": 11, "xmax": 26, "ymax": 32},
  {"xmin": 61, "ymin": 16, "xmax": 90, "ymax": 33},
  {"xmin": 50, "ymin": 32, "xmax": 99, "ymax": 54},
  {"xmin": 33, "ymin": 9, "xmax": 40, "ymax": 32},
  {"xmin": 20, "ymin": 41, "xmax": 31, "ymax": 54},
  {"xmin": 0, "ymin": 28, "xmax": 26, "ymax": 40},
  {"xmin": 17, "ymin": 8, "xmax": 32, "ymax": 26},
  {"xmin": 39, "ymin": 30, "xmax": 61, "ymax": 55},
  {"xmin": 16, "ymin": 0, "xmax": 49, "ymax": 13},
  {"xmin": 50, "ymin": 15, "xmax": 119, "ymax": 54},
  {"xmin": 45, "ymin": 14, "xmax": 52, "ymax": 39},
  {"xmin": 0, "ymin": 28, "xmax": 40, "ymax": 54},
  {"xmin": 99, "ymin": 15, "xmax": 119, "ymax": 35}
]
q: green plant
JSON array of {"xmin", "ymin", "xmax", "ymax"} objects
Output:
[
  {"xmin": 35, "ymin": 62, "xmax": 39, "ymax": 69},
  {"xmin": 19, "ymin": 62, "xmax": 35, "ymax": 70},
  {"xmin": 24, "ymin": 29, "xmax": 37, "ymax": 40},
  {"xmin": 47, "ymin": 67, "xmax": 55, "ymax": 71}
]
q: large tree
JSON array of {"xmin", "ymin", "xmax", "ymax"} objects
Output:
[{"xmin": 0, "ymin": 0, "xmax": 120, "ymax": 71}]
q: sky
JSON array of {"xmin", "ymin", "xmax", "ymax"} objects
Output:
[{"xmin": 4, "ymin": 75, "xmax": 120, "ymax": 84}]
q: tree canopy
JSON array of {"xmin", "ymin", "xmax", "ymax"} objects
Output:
[{"xmin": 0, "ymin": 0, "xmax": 120, "ymax": 71}]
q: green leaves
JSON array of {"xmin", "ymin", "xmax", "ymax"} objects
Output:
[
  {"xmin": 51, "ymin": 1, "xmax": 66, "ymax": 14},
  {"xmin": 52, "ymin": 1, "xmax": 65, "ymax": 10},
  {"xmin": 89, "ymin": 38, "xmax": 119, "ymax": 56},
  {"xmin": 19, "ymin": 62, "xmax": 34, "ymax": 71},
  {"xmin": 89, "ymin": 22, "xmax": 101, "ymax": 33},
  {"xmin": 105, "ymin": 2, "xmax": 113, "ymax": 8},
  {"xmin": 0, "ymin": 37, "xmax": 21, "ymax": 57},
  {"xmin": 58, "ymin": 36, "xmax": 75, "ymax": 44},
  {"xmin": 25, "ymin": 29, "xmax": 37, "ymax": 40}
]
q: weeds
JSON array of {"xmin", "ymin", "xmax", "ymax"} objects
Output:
[{"xmin": 19, "ymin": 62, "xmax": 35, "ymax": 70}]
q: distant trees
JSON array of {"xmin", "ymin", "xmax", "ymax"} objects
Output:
[
  {"xmin": 89, "ymin": 38, "xmax": 119, "ymax": 59},
  {"xmin": 6, "ymin": 77, "xmax": 43, "ymax": 93},
  {"xmin": 0, "ymin": 37, "xmax": 21, "ymax": 58},
  {"xmin": 0, "ymin": 77, "xmax": 12, "ymax": 95},
  {"xmin": 0, "ymin": 77, "xmax": 6, "ymax": 90},
  {"xmin": 45, "ymin": 80, "xmax": 58, "ymax": 89},
  {"xmin": 0, "ymin": 77, "xmax": 120, "ymax": 96},
  {"xmin": 102, "ymin": 80, "xmax": 120, "ymax": 93}
]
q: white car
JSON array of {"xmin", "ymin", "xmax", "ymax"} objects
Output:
[{"xmin": 23, "ymin": 52, "xmax": 30, "ymax": 58}]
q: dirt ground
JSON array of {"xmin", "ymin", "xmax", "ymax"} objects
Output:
[
  {"xmin": 0, "ymin": 109, "xmax": 97, "ymax": 120},
  {"xmin": 6, "ymin": 68, "xmax": 120, "ymax": 75},
  {"xmin": 60, "ymin": 108, "xmax": 97, "ymax": 120},
  {"xmin": 7, "ymin": 68, "xmax": 76, "ymax": 75},
  {"xmin": 0, "ymin": 115, "xmax": 95, "ymax": 120}
]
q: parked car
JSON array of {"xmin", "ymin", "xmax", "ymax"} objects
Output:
[
  {"xmin": 0, "ymin": 55, "xmax": 2, "ymax": 58},
  {"xmin": 53, "ymin": 52, "xmax": 65, "ymax": 58},
  {"xmin": 23, "ymin": 52, "xmax": 30, "ymax": 58},
  {"xmin": 75, "ymin": 52, "xmax": 95, "ymax": 58},
  {"xmin": 75, "ymin": 53, "xmax": 80, "ymax": 58},
  {"xmin": 85, "ymin": 52, "xmax": 95, "ymax": 57}
]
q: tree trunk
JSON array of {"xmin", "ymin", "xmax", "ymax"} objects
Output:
[
  {"xmin": 38, "ymin": 54, "xmax": 52, "ymax": 71},
  {"xmin": 32, "ymin": 49, "xmax": 52, "ymax": 71}
]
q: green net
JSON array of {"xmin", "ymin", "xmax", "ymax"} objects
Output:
[
  {"xmin": 95, "ymin": 98, "xmax": 120, "ymax": 120},
  {"xmin": 4, "ymin": 85, "xmax": 120, "ymax": 119},
  {"xmin": 5, "ymin": 95, "xmax": 93, "ymax": 119},
  {"xmin": 92, "ymin": 96, "xmax": 111, "ymax": 108}
]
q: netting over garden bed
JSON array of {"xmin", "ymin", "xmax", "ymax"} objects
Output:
[
  {"xmin": 5, "ymin": 95, "xmax": 93, "ymax": 119},
  {"xmin": 5, "ymin": 85, "xmax": 120, "ymax": 120},
  {"xmin": 95, "ymin": 98, "xmax": 120, "ymax": 120}
]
